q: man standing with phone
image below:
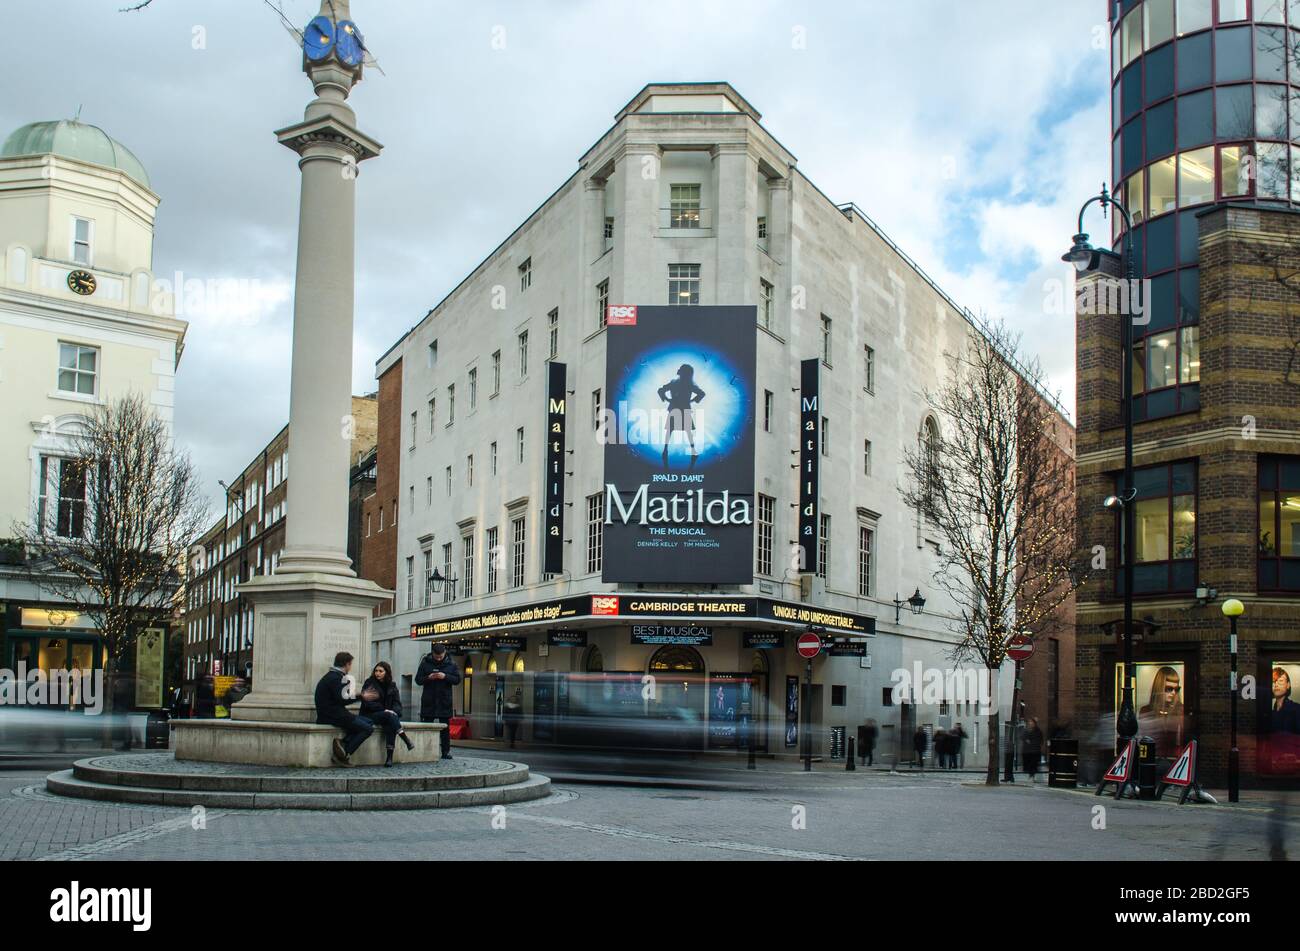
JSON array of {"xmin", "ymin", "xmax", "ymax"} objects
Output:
[{"xmin": 416, "ymin": 643, "xmax": 462, "ymax": 760}]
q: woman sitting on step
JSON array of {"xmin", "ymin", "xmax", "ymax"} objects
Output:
[{"xmin": 358, "ymin": 661, "xmax": 414, "ymax": 766}]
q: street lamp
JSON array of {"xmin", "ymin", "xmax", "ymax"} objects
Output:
[
  {"xmin": 893, "ymin": 588, "xmax": 927, "ymax": 624},
  {"xmin": 428, "ymin": 567, "xmax": 458, "ymax": 601},
  {"xmin": 1222, "ymin": 597, "xmax": 1244, "ymax": 803},
  {"xmin": 1065, "ymin": 185, "xmax": 1140, "ymax": 751}
]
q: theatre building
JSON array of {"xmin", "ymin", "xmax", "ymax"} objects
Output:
[
  {"xmin": 1073, "ymin": 0, "xmax": 1300, "ymax": 786},
  {"xmin": 368, "ymin": 83, "xmax": 1072, "ymax": 762}
]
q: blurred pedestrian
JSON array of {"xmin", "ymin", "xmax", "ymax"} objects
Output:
[
  {"xmin": 1022, "ymin": 716, "xmax": 1044, "ymax": 783},
  {"xmin": 951, "ymin": 722, "xmax": 967, "ymax": 769},
  {"xmin": 504, "ymin": 687, "xmax": 524, "ymax": 749},
  {"xmin": 857, "ymin": 719, "xmax": 878, "ymax": 766},
  {"xmin": 912, "ymin": 725, "xmax": 927, "ymax": 769}
]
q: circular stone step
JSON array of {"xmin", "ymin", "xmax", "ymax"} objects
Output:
[{"xmin": 45, "ymin": 753, "xmax": 552, "ymax": 810}]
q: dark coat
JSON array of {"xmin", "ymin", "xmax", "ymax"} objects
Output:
[
  {"xmin": 314, "ymin": 668, "xmax": 361, "ymax": 728},
  {"xmin": 194, "ymin": 680, "xmax": 216, "ymax": 718},
  {"xmin": 1022, "ymin": 725, "xmax": 1044, "ymax": 757},
  {"xmin": 1272, "ymin": 697, "xmax": 1300, "ymax": 735},
  {"xmin": 913, "ymin": 729, "xmax": 927, "ymax": 753},
  {"xmin": 857, "ymin": 724, "xmax": 878, "ymax": 751},
  {"xmin": 358, "ymin": 676, "xmax": 402, "ymax": 719},
  {"xmin": 415, "ymin": 653, "xmax": 462, "ymax": 720}
]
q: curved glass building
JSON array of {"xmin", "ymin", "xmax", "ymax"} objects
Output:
[{"xmin": 1110, "ymin": 0, "xmax": 1300, "ymax": 420}]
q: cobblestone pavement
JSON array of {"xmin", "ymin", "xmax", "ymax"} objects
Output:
[{"xmin": 1, "ymin": 766, "xmax": 1295, "ymax": 861}]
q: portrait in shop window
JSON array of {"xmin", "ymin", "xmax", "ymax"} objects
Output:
[
  {"xmin": 1260, "ymin": 662, "xmax": 1300, "ymax": 776},
  {"xmin": 1115, "ymin": 661, "xmax": 1188, "ymax": 758}
]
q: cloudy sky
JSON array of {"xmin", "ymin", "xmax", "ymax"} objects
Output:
[{"xmin": 9, "ymin": 0, "xmax": 1110, "ymax": 508}]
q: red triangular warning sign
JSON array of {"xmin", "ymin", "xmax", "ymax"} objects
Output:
[
  {"xmin": 1161, "ymin": 740, "xmax": 1196, "ymax": 787},
  {"xmin": 1103, "ymin": 740, "xmax": 1136, "ymax": 782}
]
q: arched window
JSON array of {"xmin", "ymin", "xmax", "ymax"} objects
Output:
[
  {"xmin": 583, "ymin": 644, "xmax": 604, "ymax": 672},
  {"xmin": 648, "ymin": 645, "xmax": 705, "ymax": 673},
  {"xmin": 511, "ymin": 653, "xmax": 525, "ymax": 673},
  {"xmin": 921, "ymin": 416, "xmax": 941, "ymax": 519}
]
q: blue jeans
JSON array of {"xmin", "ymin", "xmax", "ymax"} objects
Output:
[
  {"xmin": 341, "ymin": 715, "xmax": 374, "ymax": 756},
  {"xmin": 369, "ymin": 710, "xmax": 404, "ymax": 746}
]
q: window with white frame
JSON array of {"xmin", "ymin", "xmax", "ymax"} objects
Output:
[
  {"xmin": 491, "ymin": 350, "xmax": 501, "ymax": 396},
  {"xmin": 510, "ymin": 515, "xmax": 526, "ymax": 588},
  {"xmin": 57, "ymin": 343, "xmax": 98, "ymax": 396},
  {"xmin": 405, "ymin": 556, "xmax": 415, "ymax": 611},
  {"xmin": 760, "ymin": 279, "xmax": 774, "ymax": 330},
  {"xmin": 38, "ymin": 456, "xmax": 87, "ymax": 539},
  {"xmin": 763, "ymin": 390, "xmax": 773, "ymax": 433},
  {"xmin": 71, "ymin": 217, "xmax": 92, "ymax": 266},
  {"xmin": 858, "ymin": 524, "xmax": 874, "ymax": 597},
  {"xmin": 422, "ymin": 549, "xmax": 432, "ymax": 606},
  {"xmin": 548, "ymin": 309, "xmax": 559, "ymax": 359},
  {"xmin": 426, "ymin": 476, "xmax": 433, "ymax": 506},
  {"xmin": 490, "ymin": 441, "xmax": 498, "ymax": 476},
  {"xmin": 597, "ymin": 279, "xmax": 610, "ymax": 327},
  {"xmin": 442, "ymin": 543, "xmax": 454, "ymax": 603},
  {"xmin": 592, "ymin": 389, "xmax": 602, "ymax": 431},
  {"xmin": 757, "ymin": 494, "xmax": 775, "ymax": 576},
  {"xmin": 864, "ymin": 439, "xmax": 873, "ymax": 476},
  {"xmin": 516, "ymin": 427, "xmax": 525, "ymax": 464},
  {"xmin": 821, "ymin": 315, "xmax": 832, "ymax": 365},
  {"xmin": 586, "ymin": 493, "xmax": 604, "ymax": 575},
  {"xmin": 462, "ymin": 534, "xmax": 475, "ymax": 599},
  {"xmin": 427, "ymin": 340, "xmax": 438, "ymax": 368},
  {"xmin": 446, "ymin": 384, "xmax": 455, "ymax": 425},
  {"xmin": 757, "ymin": 216, "xmax": 767, "ymax": 240},
  {"xmin": 466, "ymin": 454, "xmax": 474, "ymax": 488},
  {"xmin": 519, "ymin": 257, "xmax": 532, "ymax": 293},
  {"xmin": 818, "ymin": 513, "xmax": 831, "ymax": 579},
  {"xmin": 427, "ymin": 398, "xmax": 435, "ymax": 436},
  {"xmin": 468, "ymin": 367, "xmax": 477, "ymax": 410},
  {"xmin": 864, "ymin": 345, "xmax": 875, "ymax": 393},
  {"xmin": 821, "ymin": 417, "xmax": 829, "ymax": 456},
  {"xmin": 668, "ymin": 264, "xmax": 700, "ymax": 306},
  {"xmin": 486, "ymin": 526, "xmax": 499, "ymax": 594},
  {"xmin": 670, "ymin": 184, "xmax": 702, "ymax": 229},
  {"xmin": 409, "ymin": 411, "xmax": 417, "ymax": 447},
  {"xmin": 518, "ymin": 330, "xmax": 529, "ymax": 379}
]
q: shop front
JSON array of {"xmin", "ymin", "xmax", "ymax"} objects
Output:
[
  {"xmin": 410, "ymin": 593, "xmax": 875, "ymax": 755},
  {"xmin": 2, "ymin": 605, "xmax": 104, "ymax": 705}
]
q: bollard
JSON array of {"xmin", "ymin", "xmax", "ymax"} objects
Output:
[{"xmin": 846, "ymin": 736, "xmax": 856, "ymax": 771}]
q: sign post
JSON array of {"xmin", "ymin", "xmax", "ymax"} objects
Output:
[
  {"xmin": 797, "ymin": 629, "xmax": 822, "ymax": 772},
  {"xmin": 1003, "ymin": 635, "xmax": 1034, "ymax": 782}
]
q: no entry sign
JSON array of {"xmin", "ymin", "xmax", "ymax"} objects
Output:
[
  {"xmin": 796, "ymin": 632, "xmax": 822, "ymax": 659},
  {"xmin": 1007, "ymin": 635, "xmax": 1035, "ymax": 664}
]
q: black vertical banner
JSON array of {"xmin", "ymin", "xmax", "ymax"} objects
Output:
[
  {"xmin": 544, "ymin": 361, "xmax": 567, "ymax": 575},
  {"xmin": 798, "ymin": 358, "xmax": 820, "ymax": 574}
]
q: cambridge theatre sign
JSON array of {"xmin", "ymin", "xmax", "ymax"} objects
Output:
[{"xmin": 410, "ymin": 594, "xmax": 876, "ymax": 640}]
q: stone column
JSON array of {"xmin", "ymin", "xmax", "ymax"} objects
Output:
[
  {"xmin": 232, "ymin": 1, "xmax": 390, "ymax": 724},
  {"xmin": 712, "ymin": 142, "xmax": 754, "ymax": 307}
]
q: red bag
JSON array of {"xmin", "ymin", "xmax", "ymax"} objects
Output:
[{"xmin": 448, "ymin": 716, "xmax": 471, "ymax": 740}]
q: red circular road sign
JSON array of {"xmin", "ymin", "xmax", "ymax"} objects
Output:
[
  {"xmin": 796, "ymin": 632, "xmax": 823, "ymax": 659},
  {"xmin": 1007, "ymin": 635, "xmax": 1035, "ymax": 663}
]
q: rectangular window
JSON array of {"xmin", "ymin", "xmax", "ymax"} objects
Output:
[
  {"xmin": 1220, "ymin": 144, "xmax": 1254, "ymax": 198},
  {"xmin": 548, "ymin": 308, "xmax": 559, "ymax": 359},
  {"xmin": 468, "ymin": 367, "xmax": 478, "ymax": 410},
  {"xmin": 669, "ymin": 183, "xmax": 702, "ymax": 229},
  {"xmin": 405, "ymin": 556, "xmax": 415, "ymax": 611},
  {"xmin": 586, "ymin": 493, "xmax": 604, "ymax": 575},
  {"xmin": 1118, "ymin": 461, "xmax": 1197, "ymax": 594},
  {"xmin": 408, "ymin": 484, "xmax": 415, "ymax": 513},
  {"xmin": 1149, "ymin": 156, "xmax": 1178, "ymax": 217},
  {"xmin": 1256, "ymin": 0, "xmax": 1286, "ymax": 20},
  {"xmin": 409, "ymin": 411, "xmax": 417, "ymax": 447},
  {"xmin": 818, "ymin": 514, "xmax": 831, "ymax": 579},
  {"xmin": 486, "ymin": 526, "xmax": 499, "ymax": 594},
  {"xmin": 757, "ymin": 216, "xmax": 767, "ymax": 240},
  {"xmin": 492, "ymin": 350, "xmax": 501, "ymax": 396},
  {"xmin": 57, "ymin": 343, "xmax": 98, "ymax": 396},
  {"xmin": 1126, "ymin": 171, "xmax": 1146, "ymax": 229},
  {"xmin": 592, "ymin": 389, "xmax": 602, "ymax": 431},
  {"xmin": 427, "ymin": 340, "xmax": 438, "ymax": 368},
  {"xmin": 38, "ymin": 456, "xmax": 86, "ymax": 539},
  {"xmin": 1123, "ymin": 5, "xmax": 1143, "ymax": 65},
  {"xmin": 71, "ymin": 217, "xmax": 92, "ymax": 266},
  {"xmin": 1178, "ymin": 147, "xmax": 1215, "ymax": 206},
  {"xmin": 519, "ymin": 257, "xmax": 532, "ymax": 292},
  {"xmin": 427, "ymin": 398, "xmax": 435, "ymax": 436},
  {"xmin": 863, "ymin": 345, "xmax": 875, "ymax": 393},
  {"xmin": 760, "ymin": 278, "xmax": 774, "ymax": 329},
  {"xmin": 821, "ymin": 416, "xmax": 830, "ymax": 456},
  {"xmin": 490, "ymin": 441, "xmax": 498, "ymax": 476},
  {"xmin": 821, "ymin": 315, "xmax": 832, "ymax": 365},
  {"xmin": 426, "ymin": 476, "xmax": 433, "ymax": 506},
  {"xmin": 1218, "ymin": 0, "xmax": 1248, "ymax": 21},
  {"xmin": 422, "ymin": 550, "xmax": 432, "ymax": 606},
  {"xmin": 757, "ymin": 494, "xmax": 774, "ymax": 576},
  {"xmin": 1258, "ymin": 457, "xmax": 1300, "ymax": 589},
  {"xmin": 597, "ymin": 279, "xmax": 610, "ymax": 327},
  {"xmin": 763, "ymin": 390, "xmax": 773, "ymax": 433},
  {"xmin": 864, "ymin": 439, "xmax": 873, "ymax": 476},
  {"xmin": 518, "ymin": 330, "xmax": 529, "ymax": 379},
  {"xmin": 604, "ymin": 216, "xmax": 614, "ymax": 247},
  {"xmin": 858, "ymin": 525, "xmax": 874, "ymax": 597},
  {"xmin": 668, "ymin": 264, "xmax": 700, "ymax": 306},
  {"xmin": 511, "ymin": 516, "xmax": 526, "ymax": 588},
  {"xmin": 466, "ymin": 454, "xmax": 474, "ymax": 488},
  {"xmin": 447, "ymin": 384, "xmax": 455, "ymax": 425},
  {"xmin": 1177, "ymin": 0, "xmax": 1214, "ymax": 33},
  {"xmin": 516, "ymin": 427, "xmax": 525, "ymax": 463},
  {"xmin": 442, "ymin": 543, "xmax": 454, "ymax": 603},
  {"xmin": 445, "ymin": 466, "xmax": 452, "ymax": 496},
  {"xmin": 462, "ymin": 535, "xmax": 475, "ymax": 599}
]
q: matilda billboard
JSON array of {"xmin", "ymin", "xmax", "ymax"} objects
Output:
[{"xmin": 602, "ymin": 305, "xmax": 757, "ymax": 583}]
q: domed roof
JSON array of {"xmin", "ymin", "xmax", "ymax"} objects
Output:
[{"xmin": 1, "ymin": 119, "xmax": 149, "ymax": 188}]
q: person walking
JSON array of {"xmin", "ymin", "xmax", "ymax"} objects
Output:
[
  {"xmin": 193, "ymin": 674, "xmax": 216, "ymax": 719},
  {"xmin": 359, "ymin": 660, "xmax": 414, "ymax": 767},
  {"xmin": 951, "ymin": 722, "xmax": 967, "ymax": 769},
  {"xmin": 912, "ymin": 725, "xmax": 927, "ymax": 769},
  {"xmin": 504, "ymin": 687, "xmax": 524, "ymax": 749},
  {"xmin": 857, "ymin": 719, "xmax": 878, "ymax": 767},
  {"xmin": 314, "ymin": 651, "xmax": 375, "ymax": 767},
  {"xmin": 416, "ymin": 643, "xmax": 462, "ymax": 760},
  {"xmin": 1022, "ymin": 716, "xmax": 1045, "ymax": 783}
]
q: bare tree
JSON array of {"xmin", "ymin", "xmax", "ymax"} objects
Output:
[
  {"xmin": 11, "ymin": 393, "xmax": 208, "ymax": 727},
  {"xmin": 902, "ymin": 322, "xmax": 1081, "ymax": 785}
]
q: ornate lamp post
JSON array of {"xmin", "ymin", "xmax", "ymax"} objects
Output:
[{"xmin": 1064, "ymin": 186, "xmax": 1140, "ymax": 750}]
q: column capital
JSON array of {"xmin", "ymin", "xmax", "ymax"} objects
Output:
[
  {"xmin": 276, "ymin": 115, "xmax": 382, "ymax": 162},
  {"xmin": 711, "ymin": 141, "xmax": 750, "ymax": 158}
]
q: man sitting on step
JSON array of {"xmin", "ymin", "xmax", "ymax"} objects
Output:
[{"xmin": 314, "ymin": 651, "xmax": 377, "ymax": 767}]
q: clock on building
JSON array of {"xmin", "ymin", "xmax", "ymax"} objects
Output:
[
  {"xmin": 302, "ymin": 14, "xmax": 335, "ymax": 61},
  {"xmin": 67, "ymin": 269, "xmax": 96, "ymax": 296}
]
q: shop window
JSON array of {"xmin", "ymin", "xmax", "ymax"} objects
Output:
[
  {"xmin": 1177, "ymin": 90, "xmax": 1213, "ymax": 148},
  {"xmin": 1215, "ymin": 27, "xmax": 1253, "ymax": 82},
  {"xmin": 1117, "ymin": 461, "xmax": 1197, "ymax": 594},
  {"xmin": 1178, "ymin": 147, "xmax": 1216, "ymax": 205},
  {"xmin": 1258, "ymin": 457, "xmax": 1300, "ymax": 590},
  {"xmin": 1177, "ymin": 0, "xmax": 1214, "ymax": 35},
  {"xmin": 1216, "ymin": 84, "xmax": 1254, "ymax": 139}
]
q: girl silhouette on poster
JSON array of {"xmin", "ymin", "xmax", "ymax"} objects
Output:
[{"xmin": 657, "ymin": 363, "xmax": 706, "ymax": 466}]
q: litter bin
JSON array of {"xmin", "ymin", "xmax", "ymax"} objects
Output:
[
  {"xmin": 1137, "ymin": 736, "xmax": 1158, "ymax": 799},
  {"xmin": 144, "ymin": 710, "xmax": 171, "ymax": 750},
  {"xmin": 1048, "ymin": 738, "xmax": 1078, "ymax": 788}
]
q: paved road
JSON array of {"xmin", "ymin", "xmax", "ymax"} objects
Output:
[{"xmin": 0, "ymin": 762, "xmax": 1293, "ymax": 861}]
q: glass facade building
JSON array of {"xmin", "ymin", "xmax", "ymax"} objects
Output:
[{"xmin": 1110, "ymin": 0, "xmax": 1300, "ymax": 420}]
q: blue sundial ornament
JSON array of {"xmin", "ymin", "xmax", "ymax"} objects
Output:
[
  {"xmin": 335, "ymin": 20, "xmax": 365, "ymax": 67},
  {"xmin": 303, "ymin": 14, "xmax": 335, "ymax": 62}
]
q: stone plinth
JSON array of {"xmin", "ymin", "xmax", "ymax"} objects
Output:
[{"xmin": 173, "ymin": 718, "xmax": 443, "ymax": 768}]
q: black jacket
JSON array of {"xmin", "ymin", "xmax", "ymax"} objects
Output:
[
  {"xmin": 314, "ymin": 668, "xmax": 361, "ymax": 728},
  {"xmin": 358, "ymin": 676, "xmax": 402, "ymax": 718},
  {"xmin": 415, "ymin": 653, "xmax": 462, "ymax": 720}
]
